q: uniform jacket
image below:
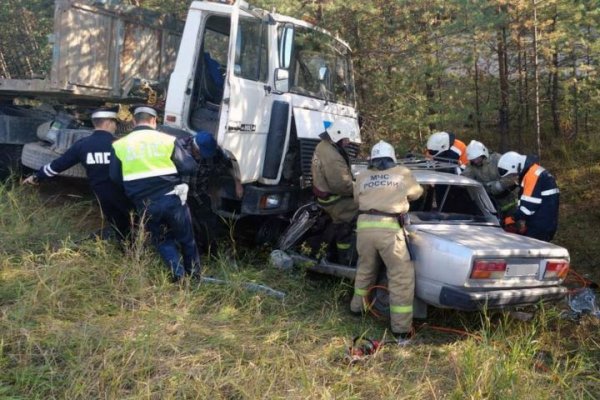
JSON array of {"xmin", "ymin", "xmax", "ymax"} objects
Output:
[
  {"xmin": 513, "ymin": 156, "xmax": 559, "ymax": 236},
  {"xmin": 110, "ymin": 125, "xmax": 197, "ymax": 205},
  {"xmin": 354, "ymin": 165, "xmax": 423, "ymax": 229},
  {"xmin": 434, "ymin": 137, "xmax": 468, "ymax": 168},
  {"xmin": 462, "ymin": 152, "xmax": 518, "ymax": 213},
  {"xmin": 311, "ymin": 139, "xmax": 354, "ymax": 198},
  {"xmin": 36, "ymin": 130, "xmax": 116, "ymax": 190},
  {"xmin": 311, "ymin": 138, "xmax": 357, "ymax": 223}
]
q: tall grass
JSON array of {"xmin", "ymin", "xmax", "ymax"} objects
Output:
[{"xmin": 1, "ymin": 175, "xmax": 599, "ymax": 399}]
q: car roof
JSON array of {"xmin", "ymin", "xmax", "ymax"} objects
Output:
[{"xmin": 412, "ymin": 170, "xmax": 481, "ymax": 186}]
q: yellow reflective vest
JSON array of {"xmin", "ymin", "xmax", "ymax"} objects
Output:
[{"xmin": 112, "ymin": 129, "xmax": 178, "ymax": 181}]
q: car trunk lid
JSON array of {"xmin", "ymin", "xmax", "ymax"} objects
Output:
[{"xmin": 411, "ymin": 224, "xmax": 569, "ymax": 288}]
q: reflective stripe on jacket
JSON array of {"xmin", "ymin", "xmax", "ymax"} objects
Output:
[{"xmin": 514, "ymin": 160, "xmax": 559, "ymax": 235}]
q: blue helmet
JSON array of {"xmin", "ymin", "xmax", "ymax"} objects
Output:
[{"xmin": 193, "ymin": 131, "xmax": 217, "ymax": 158}]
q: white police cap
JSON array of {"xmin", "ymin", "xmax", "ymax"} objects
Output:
[
  {"xmin": 91, "ymin": 107, "xmax": 118, "ymax": 119},
  {"xmin": 133, "ymin": 106, "xmax": 158, "ymax": 117}
]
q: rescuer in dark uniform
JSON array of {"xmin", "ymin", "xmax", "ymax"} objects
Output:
[
  {"xmin": 497, "ymin": 151, "xmax": 560, "ymax": 242},
  {"xmin": 22, "ymin": 106, "xmax": 133, "ymax": 239}
]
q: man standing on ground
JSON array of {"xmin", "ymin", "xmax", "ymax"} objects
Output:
[
  {"xmin": 110, "ymin": 106, "xmax": 200, "ymax": 282},
  {"xmin": 22, "ymin": 106, "xmax": 132, "ymax": 239},
  {"xmin": 311, "ymin": 119, "xmax": 359, "ymax": 265},
  {"xmin": 351, "ymin": 140, "xmax": 423, "ymax": 343}
]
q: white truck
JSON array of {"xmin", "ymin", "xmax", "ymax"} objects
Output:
[{"xmin": 1, "ymin": 0, "xmax": 361, "ymax": 233}]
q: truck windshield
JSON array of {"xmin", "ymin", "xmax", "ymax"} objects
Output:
[{"xmin": 284, "ymin": 27, "xmax": 355, "ymax": 106}]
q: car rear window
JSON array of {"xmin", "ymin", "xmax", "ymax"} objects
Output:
[{"xmin": 409, "ymin": 184, "xmax": 492, "ymax": 223}]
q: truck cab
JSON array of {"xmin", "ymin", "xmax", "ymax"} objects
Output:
[{"xmin": 164, "ymin": 1, "xmax": 361, "ymax": 219}]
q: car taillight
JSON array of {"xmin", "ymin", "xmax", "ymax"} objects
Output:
[
  {"xmin": 470, "ymin": 259, "xmax": 507, "ymax": 279},
  {"xmin": 544, "ymin": 260, "xmax": 569, "ymax": 279}
]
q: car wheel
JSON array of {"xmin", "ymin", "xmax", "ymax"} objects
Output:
[{"xmin": 21, "ymin": 142, "xmax": 87, "ymax": 179}]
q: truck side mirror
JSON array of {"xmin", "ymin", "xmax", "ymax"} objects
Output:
[{"xmin": 274, "ymin": 68, "xmax": 289, "ymax": 93}]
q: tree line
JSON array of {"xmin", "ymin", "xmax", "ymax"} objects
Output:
[
  {"xmin": 271, "ymin": 0, "xmax": 599, "ymax": 156},
  {"xmin": 2, "ymin": 0, "xmax": 598, "ymax": 156}
]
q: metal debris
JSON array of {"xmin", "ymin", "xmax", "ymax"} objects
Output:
[
  {"xmin": 567, "ymin": 288, "xmax": 600, "ymax": 319},
  {"xmin": 200, "ymin": 276, "xmax": 286, "ymax": 300},
  {"xmin": 269, "ymin": 249, "xmax": 294, "ymax": 270}
]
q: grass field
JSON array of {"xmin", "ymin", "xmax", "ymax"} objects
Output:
[{"xmin": 1, "ymin": 146, "xmax": 599, "ymax": 399}]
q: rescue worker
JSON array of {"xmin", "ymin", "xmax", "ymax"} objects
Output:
[
  {"xmin": 178, "ymin": 131, "xmax": 243, "ymax": 253},
  {"xmin": 22, "ymin": 106, "xmax": 132, "ymax": 240},
  {"xmin": 497, "ymin": 151, "xmax": 560, "ymax": 242},
  {"xmin": 110, "ymin": 106, "xmax": 200, "ymax": 282},
  {"xmin": 462, "ymin": 140, "xmax": 518, "ymax": 218},
  {"xmin": 426, "ymin": 131, "xmax": 468, "ymax": 171},
  {"xmin": 311, "ymin": 119, "xmax": 359, "ymax": 265},
  {"xmin": 351, "ymin": 140, "xmax": 423, "ymax": 342}
]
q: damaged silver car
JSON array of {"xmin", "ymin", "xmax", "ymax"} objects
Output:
[{"xmin": 278, "ymin": 160, "xmax": 570, "ymax": 317}]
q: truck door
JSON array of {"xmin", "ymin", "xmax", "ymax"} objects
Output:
[{"xmin": 218, "ymin": 2, "xmax": 276, "ymax": 184}]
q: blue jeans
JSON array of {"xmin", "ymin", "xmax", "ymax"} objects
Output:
[{"xmin": 141, "ymin": 194, "xmax": 200, "ymax": 280}]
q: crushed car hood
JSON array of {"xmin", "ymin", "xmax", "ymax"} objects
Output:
[{"xmin": 411, "ymin": 224, "xmax": 569, "ymax": 258}]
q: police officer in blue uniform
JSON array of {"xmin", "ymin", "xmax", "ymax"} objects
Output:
[
  {"xmin": 110, "ymin": 106, "xmax": 201, "ymax": 282},
  {"xmin": 22, "ymin": 106, "xmax": 133, "ymax": 239}
]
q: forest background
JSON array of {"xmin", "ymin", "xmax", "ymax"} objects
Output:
[{"xmin": 1, "ymin": 0, "xmax": 599, "ymax": 157}]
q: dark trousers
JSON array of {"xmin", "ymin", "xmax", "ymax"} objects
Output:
[
  {"xmin": 93, "ymin": 182, "xmax": 134, "ymax": 240},
  {"xmin": 140, "ymin": 194, "xmax": 201, "ymax": 279}
]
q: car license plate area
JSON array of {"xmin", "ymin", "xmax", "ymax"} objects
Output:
[{"xmin": 505, "ymin": 263, "xmax": 539, "ymax": 277}]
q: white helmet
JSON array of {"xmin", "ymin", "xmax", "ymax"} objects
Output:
[
  {"xmin": 326, "ymin": 119, "xmax": 356, "ymax": 143},
  {"xmin": 466, "ymin": 140, "xmax": 489, "ymax": 161},
  {"xmin": 497, "ymin": 151, "xmax": 527, "ymax": 177},
  {"xmin": 426, "ymin": 131, "xmax": 451, "ymax": 155},
  {"xmin": 370, "ymin": 140, "xmax": 397, "ymax": 163}
]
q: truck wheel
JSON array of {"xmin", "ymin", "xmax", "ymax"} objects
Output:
[
  {"xmin": 255, "ymin": 217, "xmax": 288, "ymax": 245},
  {"xmin": 21, "ymin": 142, "xmax": 87, "ymax": 179},
  {"xmin": 0, "ymin": 144, "xmax": 24, "ymax": 179}
]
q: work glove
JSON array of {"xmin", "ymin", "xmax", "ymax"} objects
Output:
[
  {"xmin": 502, "ymin": 216, "xmax": 527, "ymax": 235},
  {"xmin": 503, "ymin": 216, "xmax": 515, "ymax": 226},
  {"xmin": 502, "ymin": 216, "xmax": 517, "ymax": 233},
  {"xmin": 166, "ymin": 183, "xmax": 189, "ymax": 205}
]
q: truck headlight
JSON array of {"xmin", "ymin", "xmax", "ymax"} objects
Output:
[{"xmin": 260, "ymin": 194, "xmax": 281, "ymax": 210}]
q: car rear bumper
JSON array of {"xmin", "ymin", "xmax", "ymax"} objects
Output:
[{"xmin": 438, "ymin": 285, "xmax": 568, "ymax": 311}]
